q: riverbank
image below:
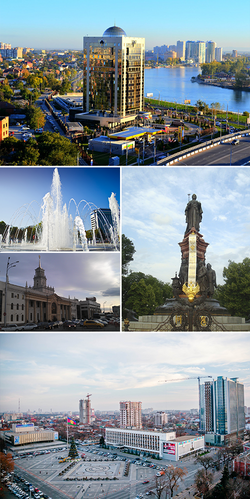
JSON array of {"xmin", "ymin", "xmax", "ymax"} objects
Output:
[{"xmin": 144, "ymin": 67, "xmax": 250, "ymax": 113}]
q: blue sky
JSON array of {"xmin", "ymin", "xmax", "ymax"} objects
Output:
[
  {"xmin": 0, "ymin": 167, "xmax": 120, "ymax": 231},
  {"xmin": 122, "ymin": 167, "xmax": 250, "ymax": 286},
  {"xmin": 0, "ymin": 333, "xmax": 249, "ymax": 412},
  {"xmin": 1, "ymin": 0, "xmax": 250, "ymax": 51},
  {"xmin": 0, "ymin": 253, "xmax": 120, "ymax": 306}
]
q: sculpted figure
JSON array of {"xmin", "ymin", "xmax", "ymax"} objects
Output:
[
  {"xmin": 207, "ymin": 263, "xmax": 217, "ymax": 297},
  {"xmin": 185, "ymin": 194, "xmax": 203, "ymax": 234},
  {"xmin": 179, "ymin": 258, "xmax": 188, "ymax": 286},
  {"xmin": 197, "ymin": 260, "xmax": 208, "ymax": 294}
]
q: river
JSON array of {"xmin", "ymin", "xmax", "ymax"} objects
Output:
[{"xmin": 144, "ymin": 67, "xmax": 250, "ymax": 114}]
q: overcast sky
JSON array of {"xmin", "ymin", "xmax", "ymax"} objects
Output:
[
  {"xmin": 1, "ymin": 0, "xmax": 249, "ymax": 51},
  {"xmin": 0, "ymin": 167, "xmax": 120, "ymax": 233},
  {"xmin": 122, "ymin": 166, "xmax": 250, "ymax": 286},
  {"xmin": 0, "ymin": 333, "xmax": 249, "ymax": 413},
  {"xmin": 0, "ymin": 253, "xmax": 120, "ymax": 307}
]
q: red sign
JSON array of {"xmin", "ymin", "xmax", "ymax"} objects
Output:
[{"xmin": 163, "ymin": 442, "xmax": 176, "ymax": 455}]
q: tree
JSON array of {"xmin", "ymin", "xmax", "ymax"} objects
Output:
[
  {"xmin": 25, "ymin": 105, "xmax": 45, "ymax": 130},
  {"xmin": 195, "ymin": 468, "xmax": 213, "ymax": 496},
  {"xmin": 164, "ymin": 465, "xmax": 187, "ymax": 497},
  {"xmin": 196, "ymin": 455, "xmax": 214, "ymax": 476},
  {"xmin": 99, "ymin": 436, "xmax": 105, "ymax": 446},
  {"xmin": 122, "ymin": 234, "xmax": 136, "ymax": 275},
  {"xmin": 125, "ymin": 278, "xmax": 156, "ymax": 316},
  {"xmin": 68, "ymin": 437, "xmax": 78, "ymax": 459},
  {"xmin": 0, "ymin": 451, "xmax": 14, "ymax": 474},
  {"xmin": 36, "ymin": 132, "xmax": 79, "ymax": 165},
  {"xmin": 148, "ymin": 474, "xmax": 169, "ymax": 498},
  {"xmin": 214, "ymin": 258, "xmax": 250, "ymax": 318}
]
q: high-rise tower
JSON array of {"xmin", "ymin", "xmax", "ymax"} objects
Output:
[
  {"xmin": 120, "ymin": 401, "xmax": 142, "ymax": 428},
  {"xmin": 82, "ymin": 26, "xmax": 145, "ymax": 122}
]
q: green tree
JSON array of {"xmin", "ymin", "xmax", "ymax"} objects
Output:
[
  {"xmin": 122, "ymin": 234, "xmax": 136, "ymax": 275},
  {"xmin": 125, "ymin": 278, "xmax": 156, "ymax": 316},
  {"xmin": 36, "ymin": 132, "xmax": 79, "ymax": 165},
  {"xmin": 25, "ymin": 105, "xmax": 45, "ymax": 129},
  {"xmin": 214, "ymin": 258, "xmax": 250, "ymax": 318}
]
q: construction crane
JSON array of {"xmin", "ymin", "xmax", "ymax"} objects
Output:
[
  {"xmin": 86, "ymin": 393, "xmax": 92, "ymax": 400},
  {"xmin": 161, "ymin": 376, "xmax": 213, "ymax": 430}
]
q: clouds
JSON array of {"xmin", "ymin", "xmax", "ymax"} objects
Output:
[
  {"xmin": 0, "ymin": 253, "xmax": 120, "ymax": 306},
  {"xmin": 1, "ymin": 333, "xmax": 249, "ymax": 412},
  {"xmin": 122, "ymin": 167, "xmax": 250, "ymax": 285}
]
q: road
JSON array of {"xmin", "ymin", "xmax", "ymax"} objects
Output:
[{"xmin": 169, "ymin": 135, "xmax": 250, "ymax": 166}]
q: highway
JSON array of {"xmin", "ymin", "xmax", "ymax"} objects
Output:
[{"xmin": 169, "ymin": 135, "xmax": 250, "ymax": 166}]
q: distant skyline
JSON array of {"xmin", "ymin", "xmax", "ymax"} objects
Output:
[
  {"xmin": 1, "ymin": 0, "xmax": 249, "ymax": 51},
  {"xmin": 0, "ymin": 253, "xmax": 120, "ymax": 306},
  {"xmin": 0, "ymin": 167, "xmax": 120, "ymax": 232},
  {"xmin": 122, "ymin": 167, "xmax": 250, "ymax": 286},
  {"xmin": 0, "ymin": 333, "xmax": 249, "ymax": 413}
]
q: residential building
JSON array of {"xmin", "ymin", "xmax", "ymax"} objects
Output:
[
  {"xmin": 200, "ymin": 381, "xmax": 213, "ymax": 432},
  {"xmin": 215, "ymin": 47, "xmax": 223, "ymax": 62},
  {"xmin": 120, "ymin": 401, "xmax": 142, "ymax": 429},
  {"xmin": 206, "ymin": 41, "xmax": 216, "ymax": 62},
  {"xmin": 79, "ymin": 397, "xmax": 91, "ymax": 424},
  {"xmin": 176, "ymin": 41, "xmax": 186, "ymax": 61},
  {"xmin": 186, "ymin": 41, "xmax": 206, "ymax": 64},
  {"xmin": 154, "ymin": 411, "xmax": 168, "ymax": 426},
  {"xmin": 0, "ymin": 116, "xmax": 9, "ymax": 142}
]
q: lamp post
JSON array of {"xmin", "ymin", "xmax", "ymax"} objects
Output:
[{"xmin": 4, "ymin": 257, "xmax": 19, "ymax": 327}]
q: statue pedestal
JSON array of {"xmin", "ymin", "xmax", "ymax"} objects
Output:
[{"xmin": 179, "ymin": 227, "xmax": 209, "ymax": 263}]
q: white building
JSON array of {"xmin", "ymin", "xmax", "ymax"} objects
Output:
[
  {"xmin": 105, "ymin": 428, "xmax": 204, "ymax": 461},
  {"xmin": 154, "ymin": 412, "xmax": 168, "ymax": 426}
]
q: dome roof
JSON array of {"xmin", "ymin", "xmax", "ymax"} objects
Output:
[{"xmin": 103, "ymin": 26, "xmax": 126, "ymax": 37}]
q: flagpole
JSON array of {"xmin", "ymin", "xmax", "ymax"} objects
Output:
[{"xmin": 67, "ymin": 417, "xmax": 68, "ymax": 452}]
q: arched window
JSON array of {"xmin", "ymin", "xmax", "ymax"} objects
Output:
[{"xmin": 11, "ymin": 303, "xmax": 13, "ymax": 310}]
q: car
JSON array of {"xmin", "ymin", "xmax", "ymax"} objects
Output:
[
  {"xmin": 0, "ymin": 324, "xmax": 21, "ymax": 331},
  {"xmin": 62, "ymin": 320, "xmax": 77, "ymax": 329},
  {"xmin": 20, "ymin": 323, "xmax": 38, "ymax": 331},
  {"xmin": 143, "ymin": 480, "xmax": 150, "ymax": 484},
  {"xmin": 232, "ymin": 139, "xmax": 239, "ymax": 145},
  {"xmin": 82, "ymin": 320, "xmax": 104, "ymax": 329},
  {"xmin": 21, "ymin": 126, "xmax": 30, "ymax": 131}
]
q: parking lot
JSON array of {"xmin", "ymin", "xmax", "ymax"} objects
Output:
[{"xmin": 8, "ymin": 445, "xmax": 158, "ymax": 499}]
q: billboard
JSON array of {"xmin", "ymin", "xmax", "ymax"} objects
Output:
[
  {"xmin": 54, "ymin": 432, "xmax": 58, "ymax": 440},
  {"xmin": 163, "ymin": 442, "xmax": 176, "ymax": 455},
  {"xmin": 14, "ymin": 436, "xmax": 20, "ymax": 445}
]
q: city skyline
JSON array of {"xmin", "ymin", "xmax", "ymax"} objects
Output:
[
  {"xmin": 122, "ymin": 167, "xmax": 250, "ymax": 286},
  {"xmin": 0, "ymin": 333, "xmax": 249, "ymax": 413},
  {"xmin": 0, "ymin": 253, "xmax": 120, "ymax": 306},
  {"xmin": 1, "ymin": 0, "xmax": 250, "ymax": 51},
  {"xmin": 0, "ymin": 167, "xmax": 120, "ymax": 232}
]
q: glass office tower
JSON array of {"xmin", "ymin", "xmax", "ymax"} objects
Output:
[{"xmin": 83, "ymin": 26, "xmax": 145, "ymax": 117}]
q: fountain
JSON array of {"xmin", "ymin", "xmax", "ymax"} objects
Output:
[{"xmin": 1, "ymin": 168, "xmax": 120, "ymax": 252}]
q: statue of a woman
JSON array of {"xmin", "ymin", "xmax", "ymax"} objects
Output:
[{"xmin": 185, "ymin": 194, "xmax": 203, "ymax": 234}]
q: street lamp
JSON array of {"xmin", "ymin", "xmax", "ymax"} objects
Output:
[
  {"xmin": 103, "ymin": 301, "xmax": 107, "ymax": 313},
  {"xmin": 4, "ymin": 257, "xmax": 19, "ymax": 327}
]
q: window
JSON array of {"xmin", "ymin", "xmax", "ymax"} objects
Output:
[
  {"xmin": 11, "ymin": 293, "xmax": 14, "ymax": 298},
  {"xmin": 17, "ymin": 304, "xmax": 19, "ymax": 310},
  {"xmin": 16, "ymin": 315, "xmax": 19, "ymax": 321},
  {"xmin": 11, "ymin": 303, "xmax": 13, "ymax": 309},
  {"xmin": 11, "ymin": 315, "xmax": 13, "ymax": 321}
]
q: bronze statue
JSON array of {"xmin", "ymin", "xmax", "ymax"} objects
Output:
[
  {"xmin": 207, "ymin": 263, "xmax": 217, "ymax": 297},
  {"xmin": 185, "ymin": 194, "xmax": 203, "ymax": 234}
]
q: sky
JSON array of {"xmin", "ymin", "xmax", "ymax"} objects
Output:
[
  {"xmin": 0, "ymin": 253, "xmax": 120, "ymax": 307},
  {"xmin": 1, "ymin": 0, "xmax": 250, "ymax": 51},
  {"xmin": 0, "ymin": 333, "xmax": 249, "ymax": 412},
  {"xmin": 0, "ymin": 167, "xmax": 120, "ymax": 232},
  {"xmin": 122, "ymin": 166, "xmax": 250, "ymax": 286}
]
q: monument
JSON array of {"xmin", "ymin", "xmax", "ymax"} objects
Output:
[{"xmin": 154, "ymin": 194, "xmax": 229, "ymax": 331}]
